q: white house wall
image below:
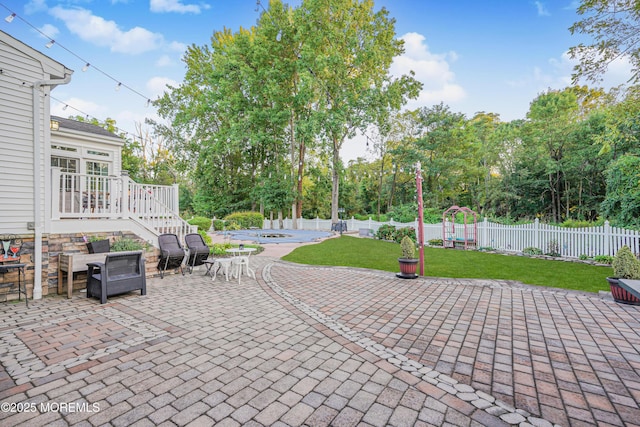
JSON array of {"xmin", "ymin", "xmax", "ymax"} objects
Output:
[
  {"xmin": 1, "ymin": 30, "xmax": 71, "ymax": 237},
  {"xmin": 0, "ymin": 37, "xmax": 43, "ymax": 234}
]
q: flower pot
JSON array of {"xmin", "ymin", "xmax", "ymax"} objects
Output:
[
  {"xmin": 87, "ymin": 239, "xmax": 110, "ymax": 254},
  {"xmin": 397, "ymin": 258, "xmax": 418, "ymax": 279},
  {"xmin": 606, "ymin": 277, "xmax": 640, "ymax": 305}
]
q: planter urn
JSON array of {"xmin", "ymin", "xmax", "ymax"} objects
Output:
[
  {"xmin": 606, "ymin": 277, "xmax": 640, "ymax": 305},
  {"xmin": 397, "ymin": 258, "xmax": 418, "ymax": 279}
]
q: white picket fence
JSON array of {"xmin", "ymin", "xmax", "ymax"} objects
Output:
[{"xmin": 266, "ymin": 217, "xmax": 640, "ymax": 258}]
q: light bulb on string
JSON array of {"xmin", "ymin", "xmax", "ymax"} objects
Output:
[
  {"xmin": 115, "ymin": 82, "xmax": 122, "ymax": 91},
  {"xmin": 5, "ymin": 13, "xmax": 16, "ymax": 23},
  {"xmin": 45, "ymin": 40, "xmax": 55, "ymax": 48},
  {"xmin": 82, "ymin": 63, "xmax": 90, "ymax": 72}
]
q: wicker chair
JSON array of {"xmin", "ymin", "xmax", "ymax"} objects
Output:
[
  {"xmin": 184, "ymin": 233, "xmax": 212, "ymax": 273},
  {"xmin": 157, "ymin": 234, "xmax": 186, "ymax": 278}
]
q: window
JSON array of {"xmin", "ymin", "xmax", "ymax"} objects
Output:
[
  {"xmin": 86, "ymin": 161, "xmax": 109, "ymax": 191},
  {"xmin": 52, "ymin": 156, "xmax": 78, "ymax": 172},
  {"xmin": 87, "ymin": 149, "xmax": 109, "ymax": 157},
  {"xmin": 52, "ymin": 156, "xmax": 78, "ymax": 191},
  {"xmin": 87, "ymin": 161, "xmax": 109, "ymax": 176}
]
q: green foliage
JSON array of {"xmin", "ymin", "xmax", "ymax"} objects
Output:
[
  {"xmin": 523, "ymin": 247, "xmax": 543, "ymax": 256},
  {"xmin": 612, "ymin": 245, "xmax": 640, "ymax": 279},
  {"xmin": 198, "ymin": 230, "xmax": 212, "ymax": 247},
  {"xmin": 394, "ymin": 227, "xmax": 416, "ymax": 244},
  {"xmin": 188, "ymin": 216, "xmax": 212, "ymax": 232},
  {"xmin": 223, "ymin": 211, "xmax": 264, "ymax": 229},
  {"xmin": 594, "ymin": 255, "xmax": 614, "ymax": 265},
  {"xmin": 375, "ymin": 225, "xmax": 416, "ymax": 243},
  {"xmin": 376, "ymin": 224, "xmax": 396, "ymax": 241},
  {"xmin": 428, "ymin": 239, "xmax": 443, "ymax": 246},
  {"xmin": 225, "ymin": 222, "xmax": 241, "ymax": 231},
  {"xmin": 561, "ymin": 219, "xmax": 595, "ymax": 228},
  {"xmin": 386, "ymin": 204, "xmax": 416, "ymax": 223},
  {"xmin": 212, "ymin": 242, "xmax": 232, "ymax": 256},
  {"xmin": 212, "ymin": 219, "xmax": 225, "ymax": 231},
  {"xmin": 282, "ymin": 236, "xmax": 612, "ymax": 292},
  {"xmin": 400, "ymin": 236, "xmax": 416, "ymax": 259},
  {"xmin": 601, "ymin": 155, "xmax": 640, "ymax": 228},
  {"xmin": 111, "ymin": 238, "xmax": 144, "ymax": 252},
  {"xmin": 569, "ymin": 1, "xmax": 640, "ymax": 84}
]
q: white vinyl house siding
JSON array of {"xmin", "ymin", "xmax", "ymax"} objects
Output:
[
  {"xmin": 0, "ymin": 30, "xmax": 70, "ymax": 236},
  {"xmin": 0, "ymin": 37, "xmax": 43, "ymax": 234}
]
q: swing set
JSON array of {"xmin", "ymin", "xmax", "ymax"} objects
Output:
[{"xmin": 442, "ymin": 206, "xmax": 477, "ymax": 250}]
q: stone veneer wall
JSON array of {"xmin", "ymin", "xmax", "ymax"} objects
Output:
[
  {"xmin": 46, "ymin": 232, "xmax": 162, "ymax": 298},
  {"xmin": 3, "ymin": 231, "xmax": 193, "ymax": 302}
]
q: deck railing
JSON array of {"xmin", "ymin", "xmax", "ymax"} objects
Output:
[{"xmin": 52, "ymin": 169, "xmax": 195, "ymax": 241}]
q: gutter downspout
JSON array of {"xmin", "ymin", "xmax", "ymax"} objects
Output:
[{"xmin": 32, "ymin": 73, "xmax": 71, "ymax": 300}]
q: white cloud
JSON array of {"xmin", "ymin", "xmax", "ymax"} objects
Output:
[
  {"xmin": 51, "ymin": 97, "xmax": 106, "ymax": 118},
  {"xmin": 24, "ymin": 0, "xmax": 47, "ymax": 14},
  {"xmin": 168, "ymin": 40, "xmax": 187, "ymax": 52},
  {"xmin": 39, "ymin": 23, "xmax": 59, "ymax": 40},
  {"xmin": 534, "ymin": 1, "xmax": 550, "ymax": 16},
  {"xmin": 49, "ymin": 6, "xmax": 164, "ymax": 55},
  {"xmin": 147, "ymin": 76, "xmax": 179, "ymax": 99},
  {"xmin": 507, "ymin": 50, "xmax": 634, "ymax": 96},
  {"xmin": 391, "ymin": 32, "xmax": 466, "ymax": 109},
  {"xmin": 155, "ymin": 55, "xmax": 174, "ymax": 67},
  {"xmin": 150, "ymin": 0, "xmax": 210, "ymax": 14}
]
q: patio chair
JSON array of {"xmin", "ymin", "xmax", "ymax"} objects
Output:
[
  {"xmin": 157, "ymin": 234, "xmax": 186, "ymax": 278},
  {"xmin": 185, "ymin": 233, "xmax": 212, "ymax": 273}
]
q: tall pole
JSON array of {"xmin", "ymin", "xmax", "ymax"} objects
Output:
[{"xmin": 416, "ymin": 162, "xmax": 425, "ymax": 275}]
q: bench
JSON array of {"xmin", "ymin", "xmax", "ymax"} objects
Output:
[
  {"xmin": 615, "ymin": 279, "xmax": 640, "ymax": 305},
  {"xmin": 86, "ymin": 251, "xmax": 146, "ymax": 304},
  {"xmin": 58, "ymin": 252, "xmax": 112, "ymax": 299}
]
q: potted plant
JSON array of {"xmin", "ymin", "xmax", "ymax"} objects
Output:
[
  {"xmin": 397, "ymin": 235, "xmax": 419, "ymax": 279},
  {"xmin": 608, "ymin": 245, "xmax": 640, "ymax": 305},
  {"xmin": 86, "ymin": 235, "xmax": 110, "ymax": 254}
]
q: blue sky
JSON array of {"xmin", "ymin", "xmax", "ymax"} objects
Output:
[{"xmin": 0, "ymin": 0, "xmax": 633, "ymax": 161}]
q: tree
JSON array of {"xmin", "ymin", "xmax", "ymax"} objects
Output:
[
  {"xmin": 569, "ymin": 0, "xmax": 640, "ymax": 84},
  {"xmin": 293, "ymin": 0, "xmax": 421, "ymax": 222},
  {"xmin": 601, "ymin": 154, "xmax": 640, "ymax": 226}
]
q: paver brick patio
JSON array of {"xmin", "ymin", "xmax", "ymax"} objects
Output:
[{"xmin": 0, "ymin": 254, "xmax": 638, "ymax": 426}]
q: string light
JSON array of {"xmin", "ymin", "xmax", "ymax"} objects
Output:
[
  {"xmin": 115, "ymin": 82, "xmax": 122, "ymax": 91},
  {"xmin": 0, "ymin": 4, "xmax": 153, "ymax": 105},
  {"xmin": 0, "ymin": 67, "xmax": 151, "ymax": 146}
]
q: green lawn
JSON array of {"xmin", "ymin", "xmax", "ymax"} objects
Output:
[{"xmin": 282, "ymin": 235, "xmax": 613, "ymax": 293}]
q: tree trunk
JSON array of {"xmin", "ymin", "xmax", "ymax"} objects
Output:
[
  {"xmin": 296, "ymin": 142, "xmax": 306, "ymax": 219},
  {"xmin": 387, "ymin": 165, "xmax": 397, "ymax": 211}
]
